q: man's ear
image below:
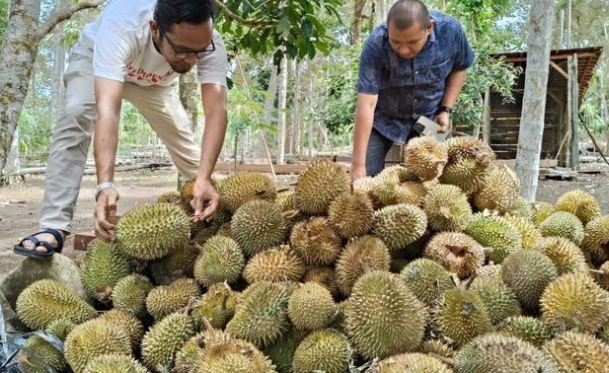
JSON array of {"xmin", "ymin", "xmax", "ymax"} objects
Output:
[
  {"xmin": 427, "ymin": 19, "xmax": 435, "ymax": 35},
  {"xmin": 149, "ymin": 19, "xmax": 159, "ymax": 36}
]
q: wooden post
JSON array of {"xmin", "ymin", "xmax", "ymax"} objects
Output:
[
  {"xmin": 568, "ymin": 54, "xmax": 579, "ymax": 170},
  {"xmin": 482, "ymin": 87, "xmax": 491, "ymax": 144}
]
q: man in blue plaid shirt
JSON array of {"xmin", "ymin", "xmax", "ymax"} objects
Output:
[{"xmin": 350, "ymin": 0, "xmax": 475, "ymax": 180}]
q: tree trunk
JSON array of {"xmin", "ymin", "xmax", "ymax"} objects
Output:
[
  {"xmin": 53, "ymin": 0, "xmax": 66, "ymax": 123},
  {"xmin": 514, "ymin": 0, "xmax": 555, "ymax": 202},
  {"xmin": 351, "ymin": 0, "xmax": 367, "ymax": 45},
  {"xmin": 293, "ymin": 59, "xmax": 302, "ymax": 156},
  {"xmin": 276, "ymin": 56, "xmax": 288, "ymax": 165},
  {"xmin": 375, "ymin": 0, "xmax": 387, "ymax": 25},
  {"xmin": 257, "ymin": 62, "xmax": 278, "ymax": 158},
  {"xmin": 482, "ymin": 87, "xmax": 491, "ymax": 144},
  {"xmin": 600, "ymin": 71, "xmax": 609, "ymax": 154},
  {"xmin": 306, "ymin": 60, "xmax": 314, "ymax": 157},
  {"xmin": 0, "ymin": 0, "xmax": 106, "ymax": 181}
]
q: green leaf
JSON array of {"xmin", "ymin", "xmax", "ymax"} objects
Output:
[
  {"xmin": 276, "ymin": 16, "xmax": 291, "ymax": 39},
  {"xmin": 301, "ymin": 18, "xmax": 314, "ymax": 38}
]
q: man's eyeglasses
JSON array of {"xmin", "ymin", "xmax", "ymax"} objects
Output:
[{"xmin": 157, "ymin": 22, "xmax": 215, "ymax": 59}]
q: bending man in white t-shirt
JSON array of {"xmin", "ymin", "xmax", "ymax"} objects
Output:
[{"xmin": 14, "ymin": 0, "xmax": 229, "ymax": 258}]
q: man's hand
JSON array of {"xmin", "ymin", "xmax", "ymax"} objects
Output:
[
  {"xmin": 94, "ymin": 188, "xmax": 119, "ymax": 242},
  {"xmin": 191, "ymin": 177, "xmax": 220, "ymax": 223},
  {"xmin": 435, "ymin": 111, "xmax": 451, "ymax": 133},
  {"xmin": 350, "ymin": 163, "xmax": 367, "ymax": 183}
]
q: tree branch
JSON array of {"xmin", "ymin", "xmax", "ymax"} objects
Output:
[
  {"xmin": 213, "ymin": 0, "xmax": 274, "ymax": 27},
  {"xmin": 37, "ymin": 0, "xmax": 108, "ymax": 42}
]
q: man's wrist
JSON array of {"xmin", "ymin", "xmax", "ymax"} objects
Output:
[
  {"xmin": 95, "ymin": 181, "xmax": 117, "ymax": 201},
  {"xmin": 438, "ymin": 105, "xmax": 453, "ymax": 115}
]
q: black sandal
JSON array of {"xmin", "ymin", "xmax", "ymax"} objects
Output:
[{"xmin": 13, "ymin": 228, "xmax": 65, "ymax": 260}]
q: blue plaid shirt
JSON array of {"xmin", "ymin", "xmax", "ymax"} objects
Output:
[{"xmin": 357, "ymin": 11, "xmax": 475, "ymax": 144}]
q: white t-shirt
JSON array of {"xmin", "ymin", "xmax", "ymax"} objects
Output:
[{"xmin": 72, "ymin": 0, "xmax": 228, "ymax": 87}]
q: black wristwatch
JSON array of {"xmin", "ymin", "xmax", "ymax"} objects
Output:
[{"xmin": 438, "ymin": 105, "xmax": 453, "ymax": 115}]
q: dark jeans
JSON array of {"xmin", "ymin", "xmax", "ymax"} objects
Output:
[{"xmin": 365, "ymin": 127, "xmax": 395, "ymax": 177}]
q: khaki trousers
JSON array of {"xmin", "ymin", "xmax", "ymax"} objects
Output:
[{"xmin": 40, "ymin": 53, "xmax": 200, "ymax": 234}]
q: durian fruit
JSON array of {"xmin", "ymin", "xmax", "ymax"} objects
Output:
[
  {"xmin": 194, "ymin": 323, "xmax": 277, "ymax": 373},
  {"xmin": 344, "ymin": 271, "xmax": 428, "ymax": 360},
  {"xmin": 263, "ymin": 328, "xmax": 305, "ymax": 373},
  {"xmin": 504, "ymin": 196, "xmax": 534, "ymax": 221},
  {"xmin": 504, "ymin": 216, "xmax": 542, "ymax": 250},
  {"xmin": 531, "ymin": 201, "xmax": 555, "ymax": 226},
  {"xmin": 142, "ymin": 312, "xmax": 195, "ymax": 372},
  {"xmin": 302, "ymin": 266, "xmax": 340, "ymax": 297},
  {"xmin": 440, "ymin": 135, "xmax": 495, "ymax": 195},
  {"xmin": 179, "ymin": 177, "xmax": 197, "ymax": 213},
  {"xmin": 149, "ymin": 242, "xmax": 200, "ymax": 285},
  {"xmin": 474, "ymin": 264, "xmax": 504, "ymax": 286},
  {"xmin": 540, "ymin": 271, "xmax": 609, "ymax": 333},
  {"xmin": 290, "ymin": 218, "xmax": 342, "ymax": 266},
  {"xmin": 545, "ymin": 331, "xmax": 609, "ymax": 373},
  {"xmin": 455, "ymin": 333, "xmax": 559, "ymax": 373},
  {"xmin": 498, "ymin": 316, "xmax": 555, "ymax": 347},
  {"xmin": 539, "ymin": 211, "xmax": 584, "ymax": 246},
  {"xmin": 64, "ymin": 318, "xmax": 131, "ymax": 373},
  {"xmin": 335, "ymin": 235, "xmax": 391, "ymax": 296},
  {"xmin": 375, "ymin": 353, "xmax": 454, "ymax": 373},
  {"xmin": 417, "ymin": 339, "xmax": 456, "ymax": 359},
  {"xmin": 292, "ymin": 329, "xmax": 351, "ymax": 373},
  {"xmin": 293, "ymin": 159, "xmax": 350, "ymax": 215},
  {"xmin": 532, "ymin": 237, "xmax": 588, "ymax": 275},
  {"xmin": 17, "ymin": 320, "xmax": 73, "ymax": 373},
  {"xmin": 433, "ymin": 288, "xmax": 493, "ymax": 347},
  {"xmin": 582, "ymin": 215, "xmax": 609, "ymax": 264},
  {"xmin": 192, "ymin": 282, "xmax": 238, "ymax": 330},
  {"xmin": 115, "ymin": 203, "xmax": 191, "ymax": 260},
  {"xmin": 226, "ymin": 281, "xmax": 291, "ymax": 348},
  {"xmin": 83, "ymin": 355, "xmax": 151, "ymax": 373},
  {"xmin": 501, "ymin": 250, "xmax": 557, "ymax": 313},
  {"xmin": 141, "ymin": 312, "xmax": 195, "ymax": 372},
  {"xmin": 465, "ymin": 214, "xmax": 522, "ymax": 264},
  {"xmin": 328, "ymin": 190, "xmax": 374, "ymax": 238},
  {"xmin": 243, "ymin": 246, "xmax": 305, "ymax": 284},
  {"xmin": 372, "ymin": 203, "xmax": 428, "ymax": 251},
  {"xmin": 216, "ymin": 172, "xmax": 277, "ymax": 213},
  {"xmin": 423, "ymin": 184, "xmax": 473, "ymax": 232},
  {"xmin": 100, "ymin": 309, "xmax": 144, "ymax": 349},
  {"xmin": 403, "ymin": 136, "xmax": 448, "ymax": 181},
  {"xmin": 16, "ymin": 279, "xmax": 97, "ymax": 330},
  {"xmin": 400, "ymin": 258, "xmax": 456, "ymax": 307},
  {"xmin": 111, "ymin": 274, "xmax": 154, "ymax": 318},
  {"xmin": 193, "ymin": 225, "xmax": 220, "ymax": 246},
  {"xmin": 288, "ymin": 282, "xmax": 337, "ymax": 331},
  {"xmin": 231, "ymin": 200, "xmax": 288, "ymax": 257},
  {"xmin": 473, "ymin": 165, "xmax": 520, "ymax": 214},
  {"xmin": 555, "ymin": 189, "xmax": 601, "ymax": 225},
  {"xmin": 595, "ymin": 261, "xmax": 609, "ymax": 291},
  {"xmin": 423, "ymin": 232, "xmax": 484, "ymax": 279},
  {"xmin": 82, "ymin": 239, "xmax": 131, "ymax": 303},
  {"xmin": 374, "ymin": 169, "xmax": 426, "ymax": 207},
  {"xmin": 277, "ymin": 191, "xmax": 295, "ymax": 212},
  {"xmin": 145, "ymin": 278, "xmax": 200, "ymax": 321},
  {"xmin": 216, "ymin": 222, "xmax": 232, "ymax": 237},
  {"xmin": 599, "ymin": 320, "xmax": 609, "ymax": 344},
  {"xmin": 194, "ymin": 235, "xmax": 245, "ymax": 286},
  {"xmin": 174, "ymin": 333, "xmax": 204, "ymax": 373},
  {"xmin": 469, "ymin": 277, "xmax": 521, "ymax": 325},
  {"xmin": 157, "ymin": 191, "xmax": 181, "ymax": 205},
  {"xmin": 353, "ymin": 175, "xmax": 382, "ymax": 208}
]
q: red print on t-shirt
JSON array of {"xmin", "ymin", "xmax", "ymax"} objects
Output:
[{"xmin": 126, "ymin": 63, "xmax": 174, "ymax": 84}]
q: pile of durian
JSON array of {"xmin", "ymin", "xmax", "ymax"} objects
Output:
[{"xmin": 12, "ymin": 135, "xmax": 609, "ymax": 373}]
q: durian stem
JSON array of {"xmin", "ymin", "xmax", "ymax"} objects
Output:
[
  {"xmin": 200, "ymin": 316, "xmax": 215, "ymax": 332},
  {"xmin": 464, "ymin": 273, "xmax": 478, "ymax": 290},
  {"xmin": 429, "ymin": 353, "xmax": 456, "ymax": 367},
  {"xmin": 276, "ymin": 187, "xmax": 290, "ymax": 193},
  {"xmin": 590, "ymin": 269, "xmax": 606, "ymax": 276},
  {"xmin": 446, "ymin": 245, "xmax": 467, "ymax": 256},
  {"xmin": 282, "ymin": 209, "xmax": 301, "ymax": 220}
]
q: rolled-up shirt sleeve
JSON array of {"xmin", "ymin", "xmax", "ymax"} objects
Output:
[
  {"xmin": 196, "ymin": 30, "xmax": 228, "ymax": 87},
  {"xmin": 452, "ymin": 23, "xmax": 475, "ymax": 70},
  {"xmin": 357, "ymin": 37, "xmax": 383, "ymax": 95}
]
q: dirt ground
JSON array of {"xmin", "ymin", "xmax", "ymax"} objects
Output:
[{"xmin": 1, "ymin": 167, "xmax": 608, "ymax": 276}]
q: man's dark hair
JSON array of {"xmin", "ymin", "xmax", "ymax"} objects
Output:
[
  {"xmin": 154, "ymin": 0, "xmax": 215, "ymax": 35},
  {"xmin": 387, "ymin": 0, "xmax": 430, "ymax": 30}
]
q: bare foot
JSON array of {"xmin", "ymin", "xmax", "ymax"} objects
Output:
[{"xmin": 19, "ymin": 231, "xmax": 66, "ymax": 254}]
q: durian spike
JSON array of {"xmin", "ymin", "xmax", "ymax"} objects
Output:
[{"xmin": 428, "ymin": 353, "xmax": 456, "ymax": 367}]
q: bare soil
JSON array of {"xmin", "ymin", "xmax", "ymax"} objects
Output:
[{"xmin": 1, "ymin": 168, "xmax": 608, "ymax": 276}]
